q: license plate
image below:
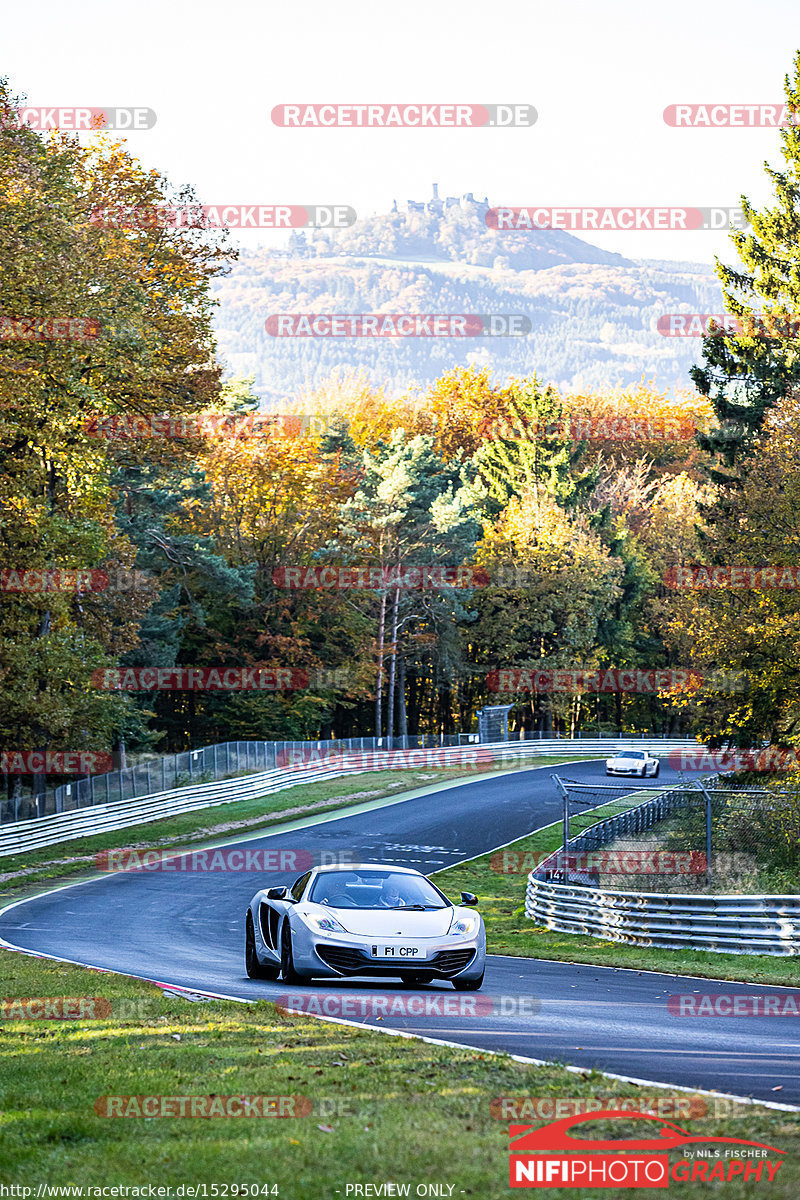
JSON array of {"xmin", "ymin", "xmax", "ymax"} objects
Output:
[{"xmin": 370, "ymin": 945, "xmax": 423, "ymax": 959}]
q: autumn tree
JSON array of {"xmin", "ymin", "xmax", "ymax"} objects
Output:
[
  {"xmin": 331, "ymin": 432, "xmax": 485, "ymax": 739},
  {"xmin": 0, "ymin": 76, "xmax": 235, "ymax": 784},
  {"xmin": 470, "ymin": 493, "xmax": 624, "ymax": 734},
  {"xmin": 663, "ymin": 391, "xmax": 800, "ymax": 746}
]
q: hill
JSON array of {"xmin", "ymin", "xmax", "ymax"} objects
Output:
[{"xmin": 211, "ymin": 193, "xmax": 722, "ymax": 400}]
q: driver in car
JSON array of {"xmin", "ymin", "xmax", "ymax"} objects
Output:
[
  {"xmin": 319, "ymin": 883, "xmax": 350, "ymax": 907},
  {"xmin": 377, "ymin": 880, "xmax": 407, "ymax": 907}
]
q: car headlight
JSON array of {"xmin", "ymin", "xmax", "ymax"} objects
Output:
[
  {"xmin": 450, "ymin": 915, "xmax": 478, "ymax": 937},
  {"xmin": 306, "ymin": 913, "xmax": 349, "ymax": 934}
]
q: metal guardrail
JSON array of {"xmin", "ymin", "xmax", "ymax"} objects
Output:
[
  {"xmin": 0, "ymin": 739, "xmax": 698, "ymax": 858},
  {"xmin": 526, "ymin": 783, "xmax": 800, "ymax": 955},
  {"xmin": 525, "ymin": 879, "xmax": 800, "ymax": 955},
  {"xmin": 0, "ymin": 763, "xmax": 357, "ymax": 858}
]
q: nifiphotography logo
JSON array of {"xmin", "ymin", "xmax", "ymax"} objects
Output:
[{"xmin": 508, "ymin": 1110, "xmax": 785, "ymax": 1188}]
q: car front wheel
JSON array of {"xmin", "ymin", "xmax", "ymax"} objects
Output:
[{"xmin": 453, "ymin": 970, "xmax": 485, "ymax": 991}]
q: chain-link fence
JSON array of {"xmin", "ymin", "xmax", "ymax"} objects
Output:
[
  {"xmin": 1, "ymin": 725, "xmax": 665, "ymax": 826},
  {"xmin": 543, "ymin": 775, "xmax": 800, "ymax": 894},
  {"xmin": 0, "ymin": 732, "xmax": 479, "ymax": 825}
]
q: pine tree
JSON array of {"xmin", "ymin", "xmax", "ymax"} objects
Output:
[
  {"xmin": 472, "ymin": 375, "xmax": 598, "ymax": 511},
  {"xmin": 692, "ymin": 52, "xmax": 800, "ymax": 470}
]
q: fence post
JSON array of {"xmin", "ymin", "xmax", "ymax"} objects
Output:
[
  {"xmin": 552, "ymin": 774, "xmax": 570, "ymax": 878},
  {"xmin": 694, "ymin": 780, "xmax": 713, "ymax": 879}
]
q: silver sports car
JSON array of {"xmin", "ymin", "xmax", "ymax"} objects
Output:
[
  {"xmin": 245, "ymin": 863, "xmax": 486, "ymax": 989},
  {"xmin": 605, "ymin": 749, "xmax": 660, "ymax": 778}
]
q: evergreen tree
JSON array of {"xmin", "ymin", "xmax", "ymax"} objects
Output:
[
  {"xmin": 472, "ymin": 375, "xmax": 598, "ymax": 511},
  {"xmin": 692, "ymin": 52, "xmax": 800, "ymax": 471}
]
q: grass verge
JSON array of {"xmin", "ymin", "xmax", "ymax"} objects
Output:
[{"xmin": 0, "ymin": 950, "xmax": 797, "ymax": 1197}]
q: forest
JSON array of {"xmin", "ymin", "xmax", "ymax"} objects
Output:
[{"xmin": 3, "ymin": 66, "xmax": 800, "ymax": 793}]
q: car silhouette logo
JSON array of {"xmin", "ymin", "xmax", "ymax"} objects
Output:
[{"xmin": 509, "ymin": 1110, "xmax": 784, "ymax": 1155}]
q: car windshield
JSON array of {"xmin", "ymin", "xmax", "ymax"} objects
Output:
[
  {"xmin": 309, "ymin": 870, "xmax": 449, "ymax": 909},
  {"xmin": 621, "ymin": 751, "xmax": 645, "ymax": 759}
]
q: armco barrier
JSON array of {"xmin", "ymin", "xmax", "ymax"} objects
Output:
[
  {"xmin": 0, "ymin": 739, "xmax": 697, "ymax": 858},
  {"xmin": 526, "ymin": 784, "xmax": 800, "ymax": 955},
  {"xmin": 525, "ymin": 879, "xmax": 800, "ymax": 955}
]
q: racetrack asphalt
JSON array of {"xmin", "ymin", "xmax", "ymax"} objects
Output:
[{"xmin": 3, "ymin": 757, "xmax": 799, "ymax": 1107}]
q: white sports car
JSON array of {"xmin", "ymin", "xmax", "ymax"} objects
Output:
[
  {"xmin": 245, "ymin": 863, "xmax": 486, "ymax": 990},
  {"xmin": 605, "ymin": 749, "xmax": 660, "ymax": 778}
]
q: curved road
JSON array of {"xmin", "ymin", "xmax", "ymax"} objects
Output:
[{"xmin": 3, "ymin": 759, "xmax": 799, "ymax": 1107}]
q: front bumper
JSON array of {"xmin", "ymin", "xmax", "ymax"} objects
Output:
[{"xmin": 292, "ymin": 928, "xmax": 485, "ymax": 980}]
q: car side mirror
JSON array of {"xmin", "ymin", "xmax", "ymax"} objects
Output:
[
  {"xmin": 460, "ymin": 891, "xmax": 478, "ymax": 906},
  {"xmin": 266, "ymin": 886, "xmax": 290, "ymax": 900}
]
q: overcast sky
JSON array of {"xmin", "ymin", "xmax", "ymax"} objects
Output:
[{"xmin": 4, "ymin": 0, "xmax": 800, "ymax": 264}]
